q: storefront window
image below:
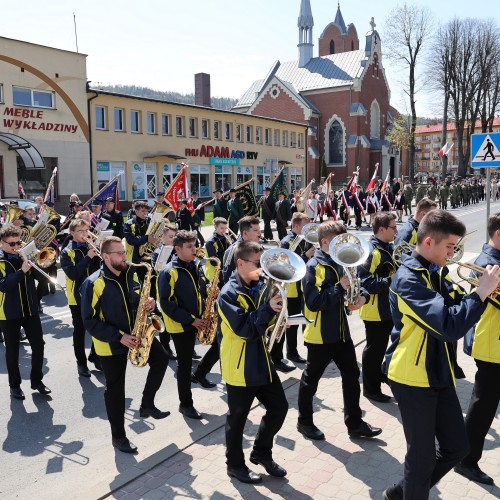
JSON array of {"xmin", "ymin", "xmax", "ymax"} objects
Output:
[
  {"xmin": 96, "ymin": 161, "xmax": 126, "ymax": 200},
  {"xmin": 17, "ymin": 158, "xmax": 58, "ymax": 200},
  {"xmin": 189, "ymin": 165, "xmax": 210, "ymax": 198},
  {"xmin": 214, "ymin": 165, "xmax": 232, "ymax": 191},
  {"xmin": 290, "ymin": 167, "xmax": 303, "ymax": 192},
  {"xmin": 130, "ymin": 162, "xmax": 157, "ymax": 202},
  {"xmin": 162, "ymin": 164, "xmax": 183, "ymax": 194},
  {"xmin": 236, "ymin": 166, "xmax": 253, "ymax": 187},
  {"xmin": 256, "ymin": 166, "xmax": 271, "ymax": 196}
]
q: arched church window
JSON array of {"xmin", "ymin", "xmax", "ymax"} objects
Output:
[
  {"xmin": 351, "ymin": 40, "xmax": 354, "ymax": 51},
  {"xmin": 370, "ymin": 100, "xmax": 380, "ymax": 139},
  {"xmin": 329, "ymin": 120, "xmax": 343, "ymax": 164},
  {"xmin": 330, "ymin": 40, "xmax": 335, "ymax": 55}
]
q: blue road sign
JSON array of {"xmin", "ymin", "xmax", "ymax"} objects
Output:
[{"xmin": 471, "ymin": 132, "xmax": 500, "ymax": 168}]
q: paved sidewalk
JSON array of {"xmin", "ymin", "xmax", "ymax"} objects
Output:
[{"xmin": 108, "ymin": 340, "xmax": 500, "ymax": 500}]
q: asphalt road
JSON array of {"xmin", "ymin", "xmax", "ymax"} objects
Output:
[{"xmin": 0, "ymin": 199, "xmax": 498, "ymax": 499}]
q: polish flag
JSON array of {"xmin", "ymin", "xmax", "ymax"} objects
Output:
[
  {"xmin": 439, "ymin": 143, "xmax": 454, "ymax": 157},
  {"xmin": 366, "ymin": 163, "xmax": 379, "ymax": 190},
  {"xmin": 381, "ymin": 171, "xmax": 391, "ymax": 193}
]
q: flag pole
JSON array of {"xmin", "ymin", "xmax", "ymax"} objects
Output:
[{"xmin": 83, "ymin": 171, "xmax": 123, "ymax": 208}]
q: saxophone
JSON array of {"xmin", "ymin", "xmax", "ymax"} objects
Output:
[
  {"xmin": 196, "ymin": 257, "xmax": 221, "ymax": 346},
  {"xmin": 128, "ymin": 262, "xmax": 165, "ymax": 367}
]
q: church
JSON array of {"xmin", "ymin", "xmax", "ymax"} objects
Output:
[{"xmin": 233, "ymin": 1, "xmax": 401, "ymax": 185}]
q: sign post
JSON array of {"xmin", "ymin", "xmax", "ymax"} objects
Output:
[{"xmin": 470, "ymin": 132, "xmax": 500, "ymax": 241}]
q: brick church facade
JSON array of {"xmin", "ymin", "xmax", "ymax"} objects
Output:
[{"xmin": 233, "ymin": 1, "xmax": 401, "ymax": 185}]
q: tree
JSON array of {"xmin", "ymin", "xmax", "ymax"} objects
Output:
[{"xmin": 384, "ymin": 3, "xmax": 434, "ymax": 183}]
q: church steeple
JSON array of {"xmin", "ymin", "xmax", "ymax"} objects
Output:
[
  {"xmin": 298, "ymin": 0, "xmax": 314, "ymax": 67},
  {"xmin": 333, "ymin": 2, "xmax": 347, "ymax": 34}
]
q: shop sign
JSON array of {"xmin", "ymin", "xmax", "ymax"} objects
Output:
[
  {"xmin": 186, "ymin": 145, "xmax": 258, "ymax": 160},
  {"xmin": 3, "ymin": 107, "xmax": 78, "ymax": 134},
  {"xmin": 209, "ymin": 158, "xmax": 240, "ymax": 166}
]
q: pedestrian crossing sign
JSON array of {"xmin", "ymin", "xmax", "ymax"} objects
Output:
[{"xmin": 471, "ymin": 132, "xmax": 500, "ymax": 168}]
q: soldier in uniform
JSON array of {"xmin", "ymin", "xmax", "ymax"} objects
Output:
[
  {"xmin": 439, "ymin": 183, "xmax": 449, "ymax": 210},
  {"xmin": 427, "ymin": 183, "xmax": 437, "ymax": 202},
  {"xmin": 415, "ymin": 184, "xmax": 426, "ymax": 204},
  {"xmin": 404, "ymin": 182, "xmax": 414, "ymax": 216}
]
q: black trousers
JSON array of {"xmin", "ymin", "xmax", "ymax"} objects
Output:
[
  {"xmin": 228, "ymin": 219, "xmax": 239, "ymax": 237},
  {"xmin": 36, "ymin": 263, "xmax": 58, "ymax": 301},
  {"xmin": 225, "ymin": 373, "xmax": 288, "ymax": 468},
  {"xmin": 1, "ymin": 316, "xmax": 44, "ymax": 388},
  {"xmin": 276, "ymin": 223, "xmax": 288, "ymax": 241},
  {"xmin": 99, "ymin": 337, "xmax": 168, "ymax": 439},
  {"xmin": 194, "ymin": 225, "xmax": 205, "ymax": 247},
  {"xmin": 462, "ymin": 359, "xmax": 500, "ymax": 466},
  {"xmin": 159, "ymin": 330, "xmax": 173, "ymax": 352},
  {"xmin": 362, "ymin": 320, "xmax": 392, "ymax": 394},
  {"xmin": 195, "ymin": 341, "xmax": 219, "ymax": 377},
  {"xmin": 298, "ymin": 339, "xmax": 362, "ymax": 430},
  {"xmin": 390, "ymin": 382, "xmax": 468, "ymax": 500},
  {"xmin": 171, "ymin": 331, "xmax": 196, "ymax": 407},
  {"xmin": 70, "ymin": 304, "xmax": 96, "ymax": 367},
  {"xmin": 271, "ymin": 296, "xmax": 301, "ymax": 362},
  {"xmin": 353, "ymin": 207, "xmax": 362, "ymax": 227},
  {"xmin": 263, "ymin": 219, "xmax": 273, "ymax": 241}
]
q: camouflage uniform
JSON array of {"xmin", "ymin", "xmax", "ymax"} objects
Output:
[
  {"xmin": 439, "ymin": 184, "xmax": 449, "ymax": 210},
  {"xmin": 449, "ymin": 184, "xmax": 457, "ymax": 209},
  {"xmin": 415, "ymin": 184, "xmax": 427, "ymax": 204},
  {"xmin": 404, "ymin": 183, "xmax": 414, "ymax": 215},
  {"xmin": 427, "ymin": 184, "xmax": 437, "ymax": 202}
]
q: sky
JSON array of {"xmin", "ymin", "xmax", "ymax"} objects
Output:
[{"xmin": 2, "ymin": 0, "xmax": 499, "ymax": 118}]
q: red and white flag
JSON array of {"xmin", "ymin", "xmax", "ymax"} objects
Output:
[
  {"xmin": 367, "ymin": 163, "xmax": 379, "ymax": 190},
  {"xmin": 438, "ymin": 143, "xmax": 454, "ymax": 157},
  {"xmin": 165, "ymin": 166, "xmax": 194, "ymax": 214},
  {"xmin": 381, "ymin": 171, "xmax": 390, "ymax": 193}
]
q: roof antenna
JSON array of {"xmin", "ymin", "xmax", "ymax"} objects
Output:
[{"xmin": 73, "ymin": 12, "xmax": 79, "ymax": 53}]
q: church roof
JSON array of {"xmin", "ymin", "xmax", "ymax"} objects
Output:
[
  {"xmin": 235, "ymin": 49, "xmax": 366, "ymax": 109},
  {"xmin": 298, "ymin": 0, "xmax": 314, "ymax": 28},
  {"xmin": 333, "ymin": 5, "xmax": 347, "ymax": 34}
]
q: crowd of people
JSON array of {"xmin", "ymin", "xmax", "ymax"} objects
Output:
[{"xmin": 0, "ymin": 171, "xmax": 499, "ymax": 499}]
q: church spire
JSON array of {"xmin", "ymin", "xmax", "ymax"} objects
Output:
[
  {"xmin": 333, "ymin": 2, "xmax": 347, "ymax": 34},
  {"xmin": 298, "ymin": 0, "xmax": 314, "ymax": 67}
]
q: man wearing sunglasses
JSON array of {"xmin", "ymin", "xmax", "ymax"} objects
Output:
[{"xmin": 0, "ymin": 226, "xmax": 51, "ymax": 400}]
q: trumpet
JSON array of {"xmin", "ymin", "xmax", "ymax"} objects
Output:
[{"xmin": 451, "ymin": 260, "xmax": 500, "ymax": 295}]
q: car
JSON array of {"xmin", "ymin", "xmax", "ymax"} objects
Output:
[{"xmin": 0, "ymin": 199, "xmax": 38, "ymax": 210}]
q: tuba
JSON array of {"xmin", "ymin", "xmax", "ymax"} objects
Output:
[
  {"xmin": 260, "ymin": 248, "xmax": 307, "ymax": 351},
  {"xmin": 27, "ymin": 204, "xmax": 60, "ymax": 250},
  {"xmin": 289, "ymin": 222, "xmax": 320, "ymax": 252},
  {"xmin": 3, "ymin": 205, "xmax": 31, "ymax": 241},
  {"xmin": 127, "ymin": 262, "xmax": 165, "ymax": 367},
  {"xmin": 139, "ymin": 202, "xmax": 173, "ymax": 260},
  {"xmin": 329, "ymin": 233, "xmax": 370, "ymax": 306},
  {"xmin": 196, "ymin": 257, "xmax": 221, "ymax": 346}
]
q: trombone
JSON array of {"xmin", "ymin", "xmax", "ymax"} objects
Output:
[{"xmin": 17, "ymin": 240, "xmax": 63, "ymax": 289}]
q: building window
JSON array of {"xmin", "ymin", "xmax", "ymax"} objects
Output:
[
  {"xmin": 246, "ymin": 125, "xmax": 253, "ymax": 143},
  {"xmin": 162, "ymin": 114, "xmax": 171, "ymax": 135},
  {"xmin": 290, "ymin": 132, "xmax": 296, "ymax": 147},
  {"xmin": 236, "ymin": 124, "xmax": 242, "ymax": 142},
  {"xmin": 265, "ymin": 128, "xmax": 271, "ymax": 145},
  {"xmin": 370, "ymin": 100, "xmax": 380, "ymax": 139},
  {"xmin": 114, "ymin": 108, "xmax": 124, "ymax": 132},
  {"xmin": 274, "ymin": 129, "xmax": 280, "ymax": 146},
  {"xmin": 214, "ymin": 121, "xmax": 221, "ymax": 140},
  {"xmin": 147, "ymin": 112, "xmax": 157, "ymax": 134},
  {"xmin": 282, "ymin": 130, "xmax": 288, "ymax": 147},
  {"xmin": 225, "ymin": 123, "xmax": 233, "ymax": 141},
  {"xmin": 189, "ymin": 166, "xmax": 210, "ymax": 197},
  {"xmin": 189, "ymin": 117, "xmax": 197, "ymax": 138},
  {"xmin": 328, "ymin": 119, "xmax": 344, "ymax": 165},
  {"xmin": 202, "ymin": 119, "xmax": 209, "ymax": 139},
  {"xmin": 0, "ymin": 84, "xmax": 4, "ymax": 103},
  {"xmin": 330, "ymin": 40, "xmax": 335, "ymax": 54},
  {"xmin": 298, "ymin": 133, "xmax": 304, "ymax": 148},
  {"xmin": 13, "ymin": 86, "xmax": 54, "ymax": 108},
  {"xmin": 176, "ymin": 116, "xmax": 184, "ymax": 136},
  {"xmin": 95, "ymin": 106, "xmax": 107, "ymax": 130},
  {"xmin": 131, "ymin": 110, "xmax": 141, "ymax": 133},
  {"xmin": 256, "ymin": 127, "xmax": 262, "ymax": 144}
]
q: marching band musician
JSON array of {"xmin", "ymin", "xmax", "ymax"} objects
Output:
[
  {"xmin": 151, "ymin": 224, "xmax": 177, "ymax": 359},
  {"xmin": 297, "ymin": 221, "xmax": 382, "ymax": 441},
  {"xmin": 358, "ymin": 212, "xmax": 397, "ymax": 403},
  {"xmin": 60, "ymin": 219, "xmax": 101, "ymax": 377},
  {"xmin": 124, "ymin": 200, "xmax": 159, "ymax": 267},
  {"xmin": 102, "ymin": 196, "xmax": 124, "ymax": 238},
  {"xmin": 222, "ymin": 216, "xmax": 262, "ymax": 284},
  {"xmin": 157, "ymin": 230, "xmax": 214, "ymax": 420},
  {"xmin": 394, "ymin": 197, "xmax": 437, "ymax": 247},
  {"xmin": 271, "ymin": 212, "xmax": 314, "ymax": 371},
  {"xmin": 227, "ymin": 188, "xmax": 244, "ymax": 236},
  {"xmin": 81, "ymin": 236, "xmax": 169, "ymax": 454},
  {"xmin": 260, "ymin": 187, "xmax": 275, "ymax": 241},
  {"xmin": 0, "ymin": 226, "xmax": 51, "ymax": 400},
  {"xmin": 205, "ymin": 217, "xmax": 230, "ymax": 287},
  {"xmin": 455, "ymin": 213, "xmax": 500, "ymax": 485},
  {"xmin": 383, "ymin": 210, "xmax": 500, "ymax": 500},
  {"xmin": 218, "ymin": 240, "xmax": 288, "ymax": 484}
]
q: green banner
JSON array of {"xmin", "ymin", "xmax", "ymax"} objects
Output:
[
  {"xmin": 269, "ymin": 169, "xmax": 288, "ymax": 201},
  {"xmin": 223, "ymin": 182, "xmax": 258, "ymax": 216}
]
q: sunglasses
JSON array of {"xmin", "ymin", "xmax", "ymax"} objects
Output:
[{"xmin": 3, "ymin": 240, "xmax": 22, "ymax": 247}]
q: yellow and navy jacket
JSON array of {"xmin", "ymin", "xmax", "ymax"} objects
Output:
[
  {"xmin": 394, "ymin": 216, "xmax": 419, "ymax": 246},
  {"xmin": 386, "ymin": 253, "xmax": 486, "ymax": 388},
  {"xmin": 222, "ymin": 236, "xmax": 243, "ymax": 284},
  {"xmin": 359, "ymin": 236, "xmax": 395, "ymax": 322},
  {"xmin": 81, "ymin": 264, "xmax": 141, "ymax": 356},
  {"xmin": 157, "ymin": 255, "xmax": 208, "ymax": 334},
  {"xmin": 60, "ymin": 241, "xmax": 100, "ymax": 306},
  {"xmin": 205, "ymin": 232, "xmax": 230, "ymax": 285},
  {"xmin": 464, "ymin": 244, "xmax": 500, "ymax": 363},
  {"xmin": 217, "ymin": 273, "xmax": 276, "ymax": 387},
  {"xmin": 280, "ymin": 230, "xmax": 312, "ymax": 299},
  {"xmin": 123, "ymin": 215, "xmax": 149, "ymax": 263},
  {"xmin": 0, "ymin": 252, "xmax": 38, "ymax": 320},
  {"xmin": 302, "ymin": 248, "xmax": 369, "ymax": 344}
]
